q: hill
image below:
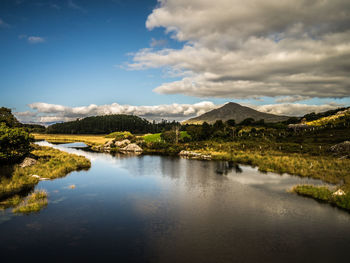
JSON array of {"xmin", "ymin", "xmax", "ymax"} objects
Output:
[
  {"xmin": 183, "ymin": 102, "xmax": 289, "ymax": 124},
  {"xmin": 46, "ymin": 114, "xmax": 178, "ymax": 134},
  {"xmin": 305, "ymin": 107, "xmax": 350, "ymax": 127}
]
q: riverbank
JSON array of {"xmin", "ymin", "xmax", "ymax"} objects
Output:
[
  {"xmin": 32, "ymin": 133, "xmax": 350, "ymax": 211},
  {"xmin": 0, "ymin": 144, "xmax": 91, "ymax": 213},
  {"xmin": 32, "ymin": 133, "xmax": 110, "ymax": 146}
]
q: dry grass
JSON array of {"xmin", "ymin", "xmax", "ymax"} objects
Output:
[
  {"xmin": 33, "ymin": 133, "xmax": 110, "ymax": 146},
  {"xmin": 0, "ymin": 145, "xmax": 91, "ymax": 200},
  {"xmin": 12, "ymin": 190, "xmax": 48, "ymax": 214}
]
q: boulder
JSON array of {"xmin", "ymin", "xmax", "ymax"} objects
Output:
[
  {"xmin": 104, "ymin": 140, "xmax": 114, "ymax": 148},
  {"xmin": 179, "ymin": 150, "xmax": 211, "ymax": 160},
  {"xmin": 20, "ymin": 157, "xmax": 37, "ymax": 168},
  {"xmin": 120, "ymin": 143, "xmax": 143, "ymax": 152},
  {"xmin": 115, "ymin": 139, "xmax": 131, "ymax": 147},
  {"xmin": 333, "ymin": 189, "xmax": 346, "ymax": 196},
  {"xmin": 330, "ymin": 141, "xmax": 350, "ymax": 153}
]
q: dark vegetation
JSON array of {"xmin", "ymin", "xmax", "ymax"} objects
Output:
[
  {"xmin": 0, "ymin": 108, "xmax": 33, "ymax": 163},
  {"xmin": 0, "ymin": 107, "xmax": 91, "ymax": 213},
  {"xmin": 46, "ymin": 114, "xmax": 180, "ymax": 134}
]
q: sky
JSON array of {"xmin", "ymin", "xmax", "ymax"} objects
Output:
[{"xmin": 0, "ymin": 0, "xmax": 349, "ymax": 123}]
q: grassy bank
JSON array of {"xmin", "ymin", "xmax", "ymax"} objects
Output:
[
  {"xmin": 293, "ymin": 185, "xmax": 350, "ymax": 211},
  {"xmin": 0, "ymin": 145, "xmax": 91, "ymax": 201},
  {"xmin": 12, "ymin": 190, "xmax": 48, "ymax": 214},
  {"xmin": 33, "ymin": 133, "xmax": 110, "ymax": 146}
]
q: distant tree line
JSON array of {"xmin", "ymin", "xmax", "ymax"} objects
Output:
[{"xmin": 46, "ymin": 114, "xmax": 180, "ymax": 134}]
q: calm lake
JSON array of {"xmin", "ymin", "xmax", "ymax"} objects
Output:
[{"xmin": 1, "ymin": 141, "xmax": 350, "ymax": 262}]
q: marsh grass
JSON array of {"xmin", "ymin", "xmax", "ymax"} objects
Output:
[
  {"xmin": 293, "ymin": 185, "xmax": 350, "ymax": 211},
  {"xmin": 0, "ymin": 195, "xmax": 23, "ymax": 210},
  {"xmin": 185, "ymin": 142, "xmax": 350, "ymax": 189},
  {"xmin": 0, "ymin": 145, "xmax": 91, "ymax": 200},
  {"xmin": 33, "ymin": 133, "xmax": 110, "ymax": 146},
  {"xmin": 12, "ymin": 190, "xmax": 48, "ymax": 214}
]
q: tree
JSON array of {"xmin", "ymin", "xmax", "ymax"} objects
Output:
[
  {"xmin": 0, "ymin": 123, "xmax": 33, "ymax": 163},
  {"xmin": 239, "ymin": 118, "xmax": 254, "ymax": 126},
  {"xmin": 0, "ymin": 107, "xmax": 20, "ymax": 127},
  {"xmin": 226, "ymin": 119, "xmax": 236, "ymax": 127},
  {"xmin": 161, "ymin": 130, "xmax": 176, "ymax": 143}
]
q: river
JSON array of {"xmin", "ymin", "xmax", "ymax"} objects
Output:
[{"xmin": 1, "ymin": 141, "xmax": 350, "ymax": 262}]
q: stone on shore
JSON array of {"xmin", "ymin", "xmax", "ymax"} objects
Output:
[
  {"xmin": 120, "ymin": 143, "xmax": 143, "ymax": 152},
  {"xmin": 333, "ymin": 189, "xmax": 346, "ymax": 196},
  {"xmin": 20, "ymin": 157, "xmax": 37, "ymax": 168},
  {"xmin": 179, "ymin": 150, "xmax": 211, "ymax": 160},
  {"xmin": 115, "ymin": 139, "xmax": 131, "ymax": 147}
]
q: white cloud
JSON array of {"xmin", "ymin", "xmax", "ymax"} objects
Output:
[
  {"xmin": 15, "ymin": 101, "xmax": 345, "ymax": 124},
  {"xmin": 252, "ymin": 103, "xmax": 343, "ymax": 116},
  {"xmin": 150, "ymin": 38, "xmax": 168, "ymax": 47},
  {"xmin": 27, "ymin": 36, "xmax": 46, "ymax": 44},
  {"xmin": 128, "ymin": 0, "xmax": 350, "ymax": 99},
  {"xmin": 17, "ymin": 101, "xmax": 218, "ymax": 123}
]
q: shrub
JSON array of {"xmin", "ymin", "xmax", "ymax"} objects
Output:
[
  {"xmin": 0, "ymin": 123, "xmax": 33, "ymax": 163},
  {"xmin": 105, "ymin": 131, "xmax": 134, "ymax": 140}
]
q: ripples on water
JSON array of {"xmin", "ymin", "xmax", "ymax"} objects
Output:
[{"xmin": 0, "ymin": 141, "xmax": 349, "ymax": 263}]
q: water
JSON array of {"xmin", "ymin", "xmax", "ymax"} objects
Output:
[{"xmin": 1, "ymin": 141, "xmax": 350, "ymax": 262}]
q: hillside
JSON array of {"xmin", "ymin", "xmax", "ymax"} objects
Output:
[
  {"xmin": 183, "ymin": 102, "xmax": 289, "ymax": 124},
  {"xmin": 305, "ymin": 107, "xmax": 350, "ymax": 126},
  {"xmin": 46, "ymin": 114, "xmax": 178, "ymax": 134}
]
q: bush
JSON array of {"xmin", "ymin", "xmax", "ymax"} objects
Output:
[
  {"xmin": 0, "ymin": 123, "xmax": 33, "ymax": 163},
  {"xmin": 105, "ymin": 131, "xmax": 134, "ymax": 140}
]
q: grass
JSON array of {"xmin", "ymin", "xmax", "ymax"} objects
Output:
[
  {"xmin": 191, "ymin": 145, "xmax": 350, "ymax": 188},
  {"xmin": 105, "ymin": 131, "xmax": 133, "ymax": 140},
  {"xmin": 0, "ymin": 145, "xmax": 91, "ymax": 200},
  {"xmin": 293, "ymin": 185, "xmax": 350, "ymax": 211},
  {"xmin": 143, "ymin": 133, "xmax": 162, "ymax": 143},
  {"xmin": 32, "ymin": 133, "xmax": 110, "ymax": 146},
  {"xmin": 0, "ymin": 195, "xmax": 23, "ymax": 210},
  {"xmin": 12, "ymin": 190, "xmax": 48, "ymax": 214},
  {"xmin": 143, "ymin": 131, "xmax": 190, "ymax": 143}
]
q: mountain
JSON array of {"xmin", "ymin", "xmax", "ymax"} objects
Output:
[{"xmin": 183, "ymin": 102, "xmax": 289, "ymax": 124}]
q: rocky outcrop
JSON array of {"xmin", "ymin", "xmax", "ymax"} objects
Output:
[
  {"xmin": 330, "ymin": 141, "xmax": 350, "ymax": 153},
  {"xmin": 333, "ymin": 189, "xmax": 346, "ymax": 196},
  {"xmin": 179, "ymin": 150, "xmax": 211, "ymax": 160},
  {"xmin": 20, "ymin": 157, "xmax": 37, "ymax": 168},
  {"xmin": 120, "ymin": 143, "xmax": 143, "ymax": 153},
  {"xmin": 115, "ymin": 139, "xmax": 131, "ymax": 147}
]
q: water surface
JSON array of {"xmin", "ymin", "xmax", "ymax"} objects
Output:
[{"xmin": 1, "ymin": 141, "xmax": 349, "ymax": 262}]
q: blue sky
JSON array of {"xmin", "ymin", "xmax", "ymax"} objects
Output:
[{"xmin": 0, "ymin": 0, "xmax": 349, "ymax": 123}]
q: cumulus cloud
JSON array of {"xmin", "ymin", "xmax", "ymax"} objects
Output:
[
  {"xmin": 150, "ymin": 38, "xmax": 168, "ymax": 47},
  {"xmin": 15, "ymin": 101, "xmax": 345, "ymax": 124},
  {"xmin": 19, "ymin": 35, "xmax": 46, "ymax": 44},
  {"xmin": 252, "ymin": 103, "xmax": 343, "ymax": 116},
  {"xmin": 128, "ymin": 0, "xmax": 350, "ymax": 99},
  {"xmin": 16, "ymin": 101, "xmax": 218, "ymax": 123},
  {"xmin": 27, "ymin": 36, "xmax": 46, "ymax": 44}
]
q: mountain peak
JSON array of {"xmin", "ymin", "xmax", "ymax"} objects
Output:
[{"xmin": 183, "ymin": 102, "xmax": 289, "ymax": 124}]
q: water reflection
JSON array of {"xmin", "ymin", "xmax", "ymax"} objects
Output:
[{"xmin": 0, "ymin": 141, "xmax": 349, "ymax": 263}]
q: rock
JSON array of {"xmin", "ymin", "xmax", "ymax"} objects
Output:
[
  {"xmin": 31, "ymin": 175, "xmax": 40, "ymax": 178},
  {"xmin": 120, "ymin": 143, "xmax": 143, "ymax": 152},
  {"xmin": 179, "ymin": 150, "xmax": 211, "ymax": 160},
  {"xmin": 115, "ymin": 139, "xmax": 131, "ymax": 147},
  {"xmin": 20, "ymin": 157, "xmax": 37, "ymax": 168},
  {"xmin": 104, "ymin": 140, "xmax": 114, "ymax": 148},
  {"xmin": 330, "ymin": 141, "xmax": 350, "ymax": 154},
  {"xmin": 333, "ymin": 189, "xmax": 346, "ymax": 196}
]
